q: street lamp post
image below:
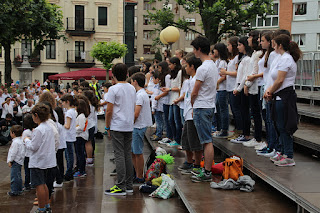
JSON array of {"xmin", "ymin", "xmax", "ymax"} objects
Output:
[{"xmin": 160, "ymin": 26, "xmax": 180, "ymax": 51}]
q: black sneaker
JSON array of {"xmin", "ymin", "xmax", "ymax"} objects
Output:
[
  {"xmin": 110, "ymin": 169, "xmax": 117, "ymax": 176},
  {"xmin": 46, "ymin": 207, "xmax": 52, "ymax": 213},
  {"xmin": 178, "ymin": 161, "xmax": 193, "ymax": 171},
  {"xmin": 7, "ymin": 191, "xmax": 21, "ymax": 196},
  {"xmin": 23, "ymin": 186, "xmax": 31, "ymax": 191},
  {"xmin": 64, "ymin": 175, "xmax": 74, "ymax": 181},
  {"xmin": 133, "ymin": 177, "xmax": 145, "ymax": 184}
]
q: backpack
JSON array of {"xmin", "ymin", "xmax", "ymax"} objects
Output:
[
  {"xmin": 222, "ymin": 156, "xmax": 244, "ymax": 181},
  {"xmin": 145, "ymin": 158, "xmax": 166, "ymax": 182}
]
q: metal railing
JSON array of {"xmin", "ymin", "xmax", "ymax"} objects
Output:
[
  {"xmin": 13, "ymin": 48, "xmax": 41, "ymax": 62},
  {"xmin": 66, "ymin": 17, "xmax": 95, "ymax": 32},
  {"xmin": 295, "ymin": 52, "xmax": 320, "ymax": 91},
  {"xmin": 66, "ymin": 50, "xmax": 94, "ymax": 63}
]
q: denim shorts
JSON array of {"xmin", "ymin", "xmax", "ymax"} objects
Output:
[
  {"xmin": 30, "ymin": 168, "xmax": 47, "ymax": 187},
  {"xmin": 132, "ymin": 127, "xmax": 147, "ymax": 154},
  {"xmin": 193, "ymin": 108, "xmax": 214, "ymax": 144}
]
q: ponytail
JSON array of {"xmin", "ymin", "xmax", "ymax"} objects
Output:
[
  {"xmin": 274, "ymin": 35, "xmax": 302, "ymax": 62},
  {"xmin": 61, "ymin": 94, "xmax": 78, "ymax": 107}
]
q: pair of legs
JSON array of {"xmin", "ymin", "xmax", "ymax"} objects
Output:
[
  {"xmin": 31, "ymin": 168, "xmax": 51, "ymax": 210},
  {"xmin": 111, "ymin": 131, "xmax": 134, "ymax": 190},
  {"xmin": 216, "ymin": 90, "xmax": 229, "ymax": 132},
  {"xmin": 228, "ymin": 91, "xmax": 242, "ymax": 131},
  {"xmin": 85, "ymin": 127, "xmax": 95, "ymax": 162},
  {"xmin": 75, "ymin": 137, "xmax": 86, "ymax": 174},
  {"xmin": 168, "ymin": 105, "xmax": 182, "ymax": 143},
  {"xmin": 163, "ymin": 104, "xmax": 173, "ymax": 140},
  {"xmin": 193, "ymin": 108, "xmax": 215, "ymax": 172},
  {"xmin": 132, "ymin": 127, "xmax": 147, "ymax": 179}
]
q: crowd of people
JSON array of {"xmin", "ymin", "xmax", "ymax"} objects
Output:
[
  {"xmin": 5, "ymin": 79, "xmax": 103, "ymax": 213},
  {"xmin": 4, "ymin": 28, "xmax": 301, "ymax": 212}
]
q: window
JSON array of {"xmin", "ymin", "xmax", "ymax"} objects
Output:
[
  {"xmin": 21, "ymin": 40, "xmax": 32, "ymax": 56},
  {"xmin": 98, "ymin": 7, "xmax": 108, "ymax": 25},
  {"xmin": 134, "ymin": 16, "xmax": 137, "ymax": 25},
  {"xmin": 75, "ymin": 41, "xmax": 85, "ymax": 62},
  {"xmin": 318, "ymin": 1, "xmax": 320, "ymax": 19},
  {"xmin": 144, "ymin": 1, "xmax": 151, "ymax": 10},
  {"xmin": 143, "ymin": 30, "xmax": 152, "ymax": 40},
  {"xmin": 45, "ymin": 40, "xmax": 56, "ymax": 59},
  {"xmin": 294, "ymin": 3, "xmax": 307, "ymax": 15},
  {"xmin": 134, "ymin": 46, "xmax": 137, "ymax": 54},
  {"xmin": 186, "ymin": 18, "xmax": 196, "ymax": 26},
  {"xmin": 135, "ymin": 32, "xmax": 137, "ymax": 39},
  {"xmin": 293, "ymin": 34, "xmax": 306, "ymax": 47},
  {"xmin": 251, "ymin": 3, "xmax": 279, "ymax": 28},
  {"xmin": 185, "ymin": 32, "xmax": 195, "ymax": 41},
  {"xmin": 143, "ymin": 45, "xmax": 155, "ymax": 54},
  {"xmin": 143, "ymin": 17, "xmax": 150, "ymax": 25},
  {"xmin": 318, "ymin": 34, "xmax": 320, "ymax": 50}
]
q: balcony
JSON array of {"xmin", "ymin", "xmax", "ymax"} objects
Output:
[
  {"xmin": 66, "ymin": 17, "xmax": 95, "ymax": 36},
  {"xmin": 66, "ymin": 50, "xmax": 95, "ymax": 68},
  {"xmin": 13, "ymin": 48, "xmax": 41, "ymax": 67}
]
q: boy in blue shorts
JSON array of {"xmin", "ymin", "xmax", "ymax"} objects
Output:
[{"xmin": 131, "ymin": 72, "xmax": 153, "ymax": 183}]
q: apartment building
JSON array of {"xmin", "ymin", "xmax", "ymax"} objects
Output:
[
  {"xmin": 0, "ymin": 0, "xmax": 125, "ymax": 84},
  {"xmin": 134, "ymin": 0, "xmax": 204, "ymax": 62},
  {"xmin": 291, "ymin": 0, "xmax": 320, "ymax": 52}
]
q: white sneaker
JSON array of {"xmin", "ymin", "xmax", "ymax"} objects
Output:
[
  {"xmin": 243, "ymin": 138, "xmax": 260, "ymax": 147},
  {"xmin": 254, "ymin": 142, "xmax": 267, "ymax": 150},
  {"xmin": 158, "ymin": 138, "xmax": 171, "ymax": 144},
  {"xmin": 257, "ymin": 149, "xmax": 276, "ymax": 157},
  {"xmin": 53, "ymin": 181, "xmax": 63, "ymax": 188},
  {"xmin": 151, "ymin": 123, "xmax": 157, "ymax": 128}
]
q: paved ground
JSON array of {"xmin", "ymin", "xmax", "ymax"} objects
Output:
[{"xmin": 0, "ymin": 119, "xmax": 187, "ymax": 213}]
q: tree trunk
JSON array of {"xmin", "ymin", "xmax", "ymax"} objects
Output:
[{"xmin": 3, "ymin": 43, "xmax": 12, "ymax": 85}]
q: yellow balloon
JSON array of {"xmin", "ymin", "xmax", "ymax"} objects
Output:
[
  {"xmin": 162, "ymin": 26, "xmax": 180, "ymax": 44},
  {"xmin": 160, "ymin": 30, "xmax": 169, "ymax": 45},
  {"xmin": 140, "ymin": 57, "xmax": 144, "ymax": 61}
]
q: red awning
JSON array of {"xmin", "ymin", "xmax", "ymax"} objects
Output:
[{"xmin": 48, "ymin": 68, "xmax": 112, "ymax": 80}]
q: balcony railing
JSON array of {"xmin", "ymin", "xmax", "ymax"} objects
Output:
[
  {"xmin": 66, "ymin": 17, "xmax": 95, "ymax": 36},
  {"xmin": 66, "ymin": 50, "xmax": 95, "ymax": 68},
  {"xmin": 13, "ymin": 48, "xmax": 41, "ymax": 67}
]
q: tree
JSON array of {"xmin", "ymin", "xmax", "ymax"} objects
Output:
[
  {"xmin": 147, "ymin": 0, "xmax": 273, "ymax": 44},
  {"xmin": 0, "ymin": 0, "xmax": 64, "ymax": 84},
  {"xmin": 91, "ymin": 41, "xmax": 128, "ymax": 82}
]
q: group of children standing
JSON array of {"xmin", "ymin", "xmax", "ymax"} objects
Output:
[{"xmin": 6, "ymin": 86, "xmax": 99, "ymax": 213}]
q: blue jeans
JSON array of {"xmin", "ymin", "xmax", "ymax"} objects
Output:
[
  {"xmin": 216, "ymin": 90, "xmax": 229, "ymax": 131},
  {"xmin": 169, "ymin": 105, "xmax": 182, "ymax": 143},
  {"xmin": 75, "ymin": 137, "xmax": 86, "ymax": 174},
  {"xmin": 132, "ymin": 127, "xmax": 147, "ymax": 154},
  {"xmin": 228, "ymin": 92, "xmax": 242, "ymax": 131},
  {"xmin": 163, "ymin": 104, "xmax": 173, "ymax": 139},
  {"xmin": 11, "ymin": 161, "xmax": 22, "ymax": 194},
  {"xmin": 275, "ymin": 100, "xmax": 294, "ymax": 158},
  {"xmin": 65, "ymin": 141, "xmax": 75, "ymax": 177},
  {"xmin": 266, "ymin": 101, "xmax": 278, "ymax": 151},
  {"xmin": 180, "ymin": 108, "xmax": 185, "ymax": 126},
  {"xmin": 249, "ymin": 94, "xmax": 262, "ymax": 142},
  {"xmin": 154, "ymin": 111, "xmax": 164, "ymax": 138},
  {"xmin": 193, "ymin": 108, "xmax": 214, "ymax": 144}
]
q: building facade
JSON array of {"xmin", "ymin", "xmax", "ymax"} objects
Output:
[
  {"xmin": 0, "ymin": 0, "xmax": 125, "ymax": 85},
  {"xmin": 134, "ymin": 0, "xmax": 204, "ymax": 62}
]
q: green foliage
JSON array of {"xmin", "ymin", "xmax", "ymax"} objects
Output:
[
  {"xmin": 91, "ymin": 41, "xmax": 128, "ymax": 71},
  {"xmin": 155, "ymin": 49, "xmax": 162, "ymax": 61},
  {"xmin": 0, "ymin": 0, "xmax": 65, "ymax": 83},
  {"xmin": 147, "ymin": 0, "xmax": 273, "ymax": 44}
]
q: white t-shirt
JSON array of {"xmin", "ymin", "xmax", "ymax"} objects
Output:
[
  {"xmin": 169, "ymin": 70, "xmax": 182, "ymax": 105},
  {"xmin": 162, "ymin": 74, "xmax": 171, "ymax": 105},
  {"xmin": 184, "ymin": 76, "xmax": 196, "ymax": 121},
  {"xmin": 22, "ymin": 104, "xmax": 34, "ymax": 114},
  {"xmin": 258, "ymin": 51, "xmax": 278, "ymax": 87},
  {"xmin": 106, "ymin": 83, "xmax": 136, "ymax": 132},
  {"xmin": 265, "ymin": 52, "xmax": 281, "ymax": 90},
  {"xmin": 235, "ymin": 56, "xmax": 251, "ymax": 92},
  {"xmin": 193, "ymin": 60, "xmax": 219, "ymax": 109},
  {"xmin": 151, "ymin": 84, "xmax": 164, "ymax": 112},
  {"xmin": 7, "ymin": 137, "xmax": 25, "ymax": 165},
  {"xmin": 1, "ymin": 102, "xmax": 14, "ymax": 118},
  {"xmin": 24, "ymin": 121, "xmax": 57, "ymax": 169},
  {"xmin": 226, "ymin": 56, "xmax": 239, "ymax": 92},
  {"xmin": 88, "ymin": 104, "xmax": 97, "ymax": 129},
  {"xmin": 103, "ymin": 93, "xmax": 108, "ymax": 110},
  {"xmin": 134, "ymin": 89, "xmax": 153, "ymax": 129},
  {"xmin": 0, "ymin": 96, "xmax": 5, "ymax": 110},
  {"xmin": 245, "ymin": 50, "xmax": 263, "ymax": 95},
  {"xmin": 269, "ymin": 52, "xmax": 297, "ymax": 93},
  {"xmin": 57, "ymin": 123, "xmax": 67, "ymax": 149},
  {"xmin": 179, "ymin": 79, "xmax": 189, "ymax": 109},
  {"xmin": 76, "ymin": 113, "xmax": 89, "ymax": 140},
  {"xmin": 65, "ymin": 108, "xmax": 77, "ymax": 142},
  {"xmin": 22, "ymin": 129, "xmax": 32, "ymax": 157},
  {"xmin": 216, "ymin": 59, "xmax": 228, "ymax": 91}
]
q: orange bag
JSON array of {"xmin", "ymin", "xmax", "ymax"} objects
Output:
[{"xmin": 222, "ymin": 156, "xmax": 244, "ymax": 181}]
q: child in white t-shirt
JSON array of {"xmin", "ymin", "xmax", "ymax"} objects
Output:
[
  {"xmin": 7, "ymin": 125, "xmax": 25, "ymax": 196},
  {"xmin": 104, "ymin": 63, "xmax": 136, "ymax": 196},
  {"xmin": 151, "ymin": 70, "xmax": 164, "ymax": 141},
  {"xmin": 61, "ymin": 94, "xmax": 78, "ymax": 181},
  {"xmin": 131, "ymin": 72, "xmax": 152, "ymax": 183}
]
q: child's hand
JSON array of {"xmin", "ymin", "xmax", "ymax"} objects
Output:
[
  {"xmin": 173, "ymin": 99, "xmax": 179, "ymax": 105},
  {"xmin": 8, "ymin": 162, "xmax": 12, "ymax": 168}
]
